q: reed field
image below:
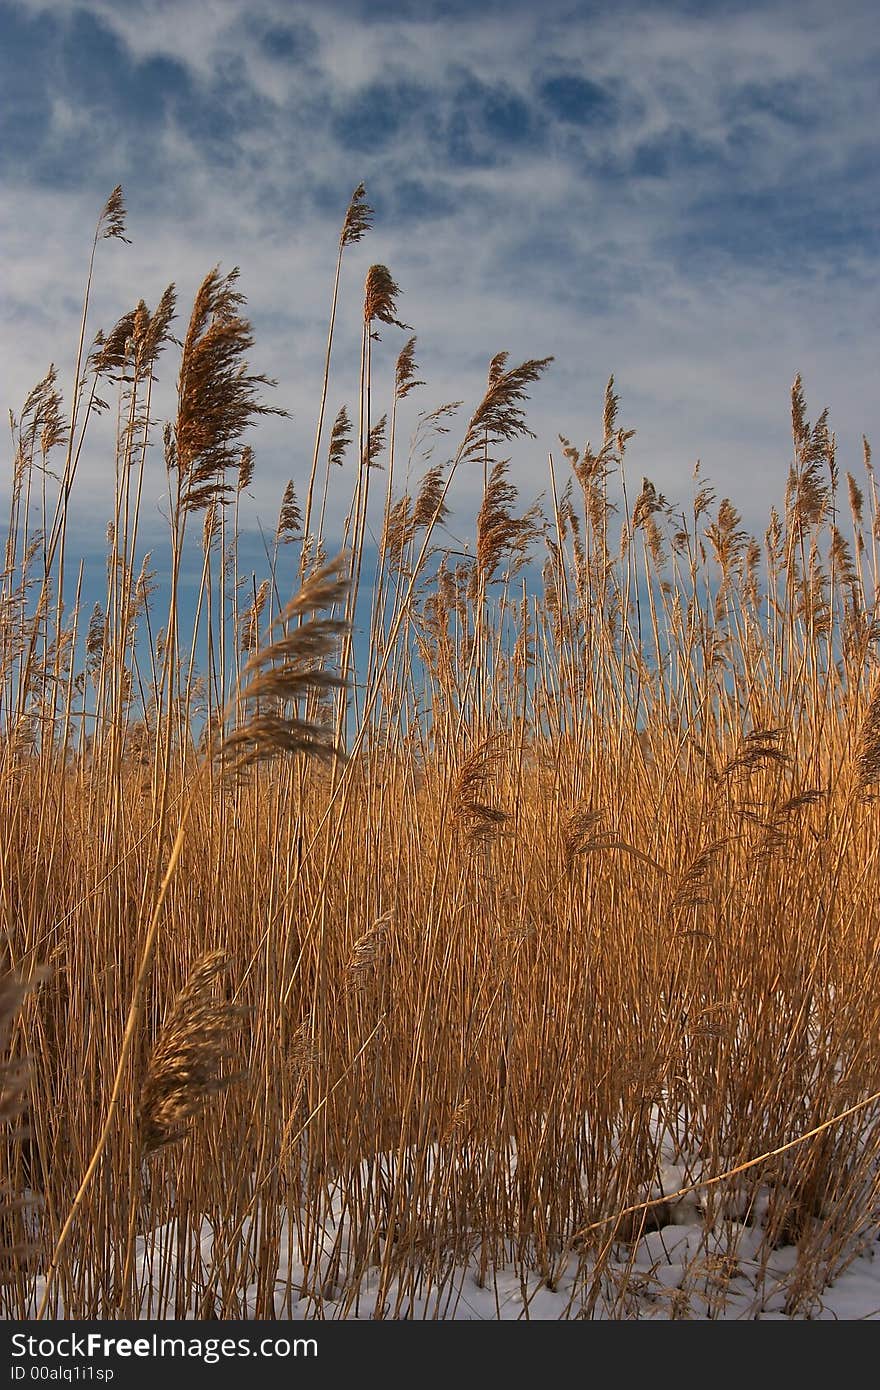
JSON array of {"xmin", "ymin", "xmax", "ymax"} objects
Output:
[{"xmin": 1, "ymin": 185, "xmax": 879, "ymax": 1320}]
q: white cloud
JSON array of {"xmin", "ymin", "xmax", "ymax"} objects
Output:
[{"xmin": 1, "ymin": 0, "xmax": 877, "ymax": 556}]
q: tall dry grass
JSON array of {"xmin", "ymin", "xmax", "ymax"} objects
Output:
[{"xmin": 1, "ymin": 186, "xmax": 879, "ymax": 1319}]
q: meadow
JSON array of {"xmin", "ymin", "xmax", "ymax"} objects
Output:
[{"xmin": 1, "ymin": 185, "xmax": 879, "ymax": 1319}]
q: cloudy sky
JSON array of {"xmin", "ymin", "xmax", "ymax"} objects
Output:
[{"xmin": 1, "ymin": 0, "xmax": 878, "ymax": 556}]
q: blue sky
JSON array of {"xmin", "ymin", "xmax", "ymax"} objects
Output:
[{"xmin": 1, "ymin": 0, "xmax": 878, "ymax": 558}]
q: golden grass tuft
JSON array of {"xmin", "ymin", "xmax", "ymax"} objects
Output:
[
  {"xmin": 2, "ymin": 184, "xmax": 880, "ymax": 1320},
  {"xmin": 139, "ymin": 951, "xmax": 246, "ymax": 1154}
]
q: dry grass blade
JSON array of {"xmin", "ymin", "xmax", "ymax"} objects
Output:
[
  {"xmin": 239, "ymin": 579, "xmax": 269, "ymax": 655},
  {"xmin": 362, "ymin": 416, "xmax": 387, "ymax": 470},
  {"xmin": 99, "ymin": 185, "xmax": 130, "ymax": 243},
  {"xmin": 1, "ymin": 964, "xmax": 46, "ymax": 1281},
  {"xmin": 328, "ymin": 406, "xmax": 352, "ymax": 467},
  {"xmin": 672, "ymin": 839, "xmax": 728, "ymax": 910},
  {"xmin": 395, "ymin": 337, "xmax": 425, "ymax": 401},
  {"xmin": 219, "ymin": 559, "xmax": 349, "ymax": 769},
  {"xmin": 174, "ymin": 266, "xmax": 287, "ymax": 513},
  {"xmin": 562, "ymin": 802, "xmax": 603, "ymax": 870},
  {"xmin": 132, "ymin": 285, "xmax": 177, "ymax": 375},
  {"xmin": 412, "ymin": 464, "xmax": 449, "ymax": 531},
  {"xmin": 778, "ymin": 788, "xmax": 827, "ymax": 815},
  {"xmin": 460, "ymin": 355, "xmax": 553, "ymax": 463},
  {"xmin": 476, "ymin": 460, "xmax": 542, "ymax": 584},
  {"xmin": 451, "ymin": 733, "xmax": 510, "ymax": 844},
  {"xmin": 722, "ymin": 728, "xmax": 789, "ymax": 780},
  {"xmin": 10, "ymin": 197, "xmax": 880, "ymax": 1323},
  {"xmin": 381, "ymin": 494, "xmax": 413, "ymax": 566},
  {"xmin": 345, "ymin": 913, "xmax": 393, "ymax": 995},
  {"xmin": 0, "ymin": 966, "xmax": 44, "ymax": 1129},
  {"xmin": 237, "ymin": 444, "xmax": 255, "ymax": 493},
  {"xmin": 363, "ymin": 265, "xmax": 409, "ymax": 331},
  {"xmin": 382, "ymin": 466, "xmax": 449, "ymax": 566},
  {"xmin": 140, "ymin": 952, "xmax": 247, "ymax": 1154},
  {"xmin": 340, "ymin": 183, "xmax": 374, "ymax": 248},
  {"xmin": 855, "ymin": 678, "xmax": 880, "ymax": 793},
  {"xmin": 276, "ymin": 481, "xmax": 302, "ymax": 543}
]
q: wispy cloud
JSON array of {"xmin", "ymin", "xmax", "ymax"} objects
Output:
[{"xmin": 1, "ymin": 0, "xmax": 877, "ymax": 546}]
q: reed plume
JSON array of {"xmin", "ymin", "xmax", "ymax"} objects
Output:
[
  {"xmin": 459, "ymin": 355, "xmax": 553, "ymax": 464},
  {"xmin": 219, "ymin": 560, "xmax": 349, "ymax": 769},
  {"xmin": 174, "ymin": 266, "xmax": 286, "ymax": 514},
  {"xmin": 140, "ymin": 952, "xmax": 246, "ymax": 1153},
  {"xmin": 856, "ymin": 679, "xmax": 880, "ymax": 793}
]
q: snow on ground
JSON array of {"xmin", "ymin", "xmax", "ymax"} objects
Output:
[
  {"xmin": 26, "ymin": 1210, "xmax": 878, "ymax": 1320},
  {"xmin": 22, "ymin": 1142, "xmax": 880, "ymax": 1320}
]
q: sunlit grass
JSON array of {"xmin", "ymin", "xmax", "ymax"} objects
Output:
[{"xmin": 2, "ymin": 186, "xmax": 879, "ymax": 1319}]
